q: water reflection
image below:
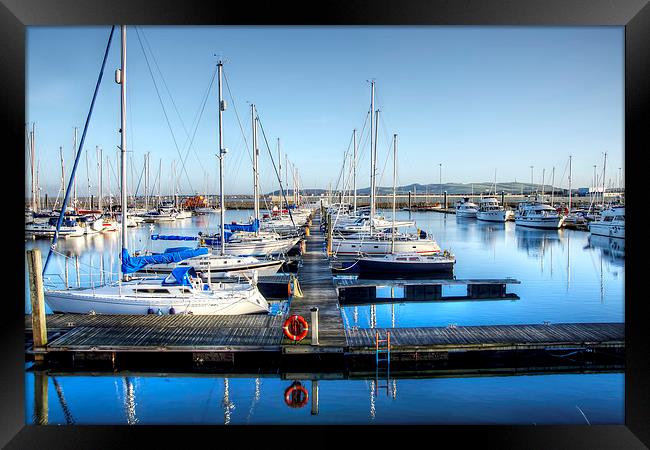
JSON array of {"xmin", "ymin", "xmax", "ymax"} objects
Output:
[
  {"xmin": 515, "ymin": 227, "xmax": 562, "ymax": 258},
  {"xmin": 588, "ymin": 234, "xmax": 624, "ymax": 267},
  {"xmin": 26, "ymin": 370, "xmax": 624, "ymax": 425}
]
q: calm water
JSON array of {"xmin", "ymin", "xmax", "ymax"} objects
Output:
[
  {"xmin": 24, "ymin": 209, "xmax": 625, "ymax": 424},
  {"xmin": 26, "ymin": 371, "xmax": 623, "ymax": 425},
  {"xmin": 340, "ymin": 210, "xmax": 624, "ymax": 329}
]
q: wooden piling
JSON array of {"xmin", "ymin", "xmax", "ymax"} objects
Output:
[
  {"xmin": 326, "ymin": 213, "xmax": 332, "ymax": 256},
  {"xmin": 27, "ymin": 249, "xmax": 47, "ymax": 362}
]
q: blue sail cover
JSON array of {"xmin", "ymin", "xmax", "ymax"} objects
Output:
[
  {"xmin": 162, "ymin": 266, "xmax": 197, "ymax": 286},
  {"xmin": 224, "ymin": 219, "xmax": 259, "ymax": 232},
  {"xmin": 121, "ymin": 247, "xmax": 208, "ymax": 274},
  {"xmin": 151, "ymin": 234, "xmax": 199, "ymax": 241}
]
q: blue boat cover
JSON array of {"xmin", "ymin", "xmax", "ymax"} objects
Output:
[
  {"xmin": 162, "ymin": 266, "xmax": 198, "ymax": 286},
  {"xmin": 225, "ymin": 219, "xmax": 259, "ymax": 232},
  {"xmin": 151, "ymin": 234, "xmax": 199, "ymax": 241},
  {"xmin": 121, "ymin": 247, "xmax": 208, "ymax": 274},
  {"xmin": 164, "ymin": 246, "xmax": 194, "ymax": 253}
]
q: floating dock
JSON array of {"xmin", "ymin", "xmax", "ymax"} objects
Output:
[{"xmin": 25, "ymin": 210, "xmax": 623, "ymax": 371}]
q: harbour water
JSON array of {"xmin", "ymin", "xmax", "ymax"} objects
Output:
[{"xmin": 24, "ymin": 209, "xmax": 624, "ymax": 425}]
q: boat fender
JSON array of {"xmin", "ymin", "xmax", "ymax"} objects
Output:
[
  {"xmin": 157, "ymin": 308, "xmax": 163, "ymax": 315},
  {"xmin": 147, "ymin": 308, "xmax": 155, "ymax": 315},
  {"xmin": 284, "ymin": 381, "xmax": 309, "ymax": 408},
  {"xmin": 420, "ymin": 230, "xmax": 427, "ymax": 239},
  {"xmin": 169, "ymin": 307, "xmax": 176, "ymax": 315},
  {"xmin": 282, "ymin": 314, "xmax": 309, "ymax": 341}
]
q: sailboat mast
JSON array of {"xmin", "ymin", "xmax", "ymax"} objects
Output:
[
  {"xmin": 251, "ymin": 104, "xmax": 260, "ymax": 234},
  {"xmin": 391, "ymin": 134, "xmax": 397, "ymax": 254},
  {"xmin": 568, "ymin": 155, "xmax": 572, "ymax": 212},
  {"xmin": 551, "ymin": 166, "xmax": 555, "ymax": 206},
  {"xmin": 369, "ymin": 81, "xmax": 376, "ymax": 222},
  {"xmin": 30, "ymin": 123, "xmax": 37, "ymax": 212},
  {"xmin": 372, "ymin": 108, "xmax": 379, "ymax": 235},
  {"xmin": 119, "ymin": 24, "xmax": 128, "ymax": 278},
  {"xmin": 278, "ymin": 138, "xmax": 282, "ymax": 217},
  {"xmin": 217, "ymin": 61, "xmax": 226, "ymax": 256},
  {"xmin": 59, "ymin": 147, "xmax": 65, "ymax": 210},
  {"xmin": 353, "ymin": 128, "xmax": 357, "ymax": 214},
  {"xmin": 97, "ymin": 146, "xmax": 103, "ymax": 211},
  {"xmin": 602, "ymin": 152, "xmax": 607, "ymax": 206},
  {"xmin": 73, "ymin": 126, "xmax": 78, "ymax": 210}
]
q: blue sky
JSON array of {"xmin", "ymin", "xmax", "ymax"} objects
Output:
[{"xmin": 26, "ymin": 26, "xmax": 624, "ymax": 196}]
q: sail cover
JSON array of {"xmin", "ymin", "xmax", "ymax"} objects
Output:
[
  {"xmin": 224, "ymin": 219, "xmax": 259, "ymax": 232},
  {"xmin": 121, "ymin": 247, "xmax": 208, "ymax": 274},
  {"xmin": 151, "ymin": 234, "xmax": 199, "ymax": 241}
]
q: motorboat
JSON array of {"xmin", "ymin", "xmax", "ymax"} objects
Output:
[
  {"xmin": 515, "ymin": 197, "xmax": 565, "ymax": 229},
  {"xmin": 476, "ymin": 197, "xmax": 513, "ymax": 222},
  {"xmin": 588, "ymin": 205, "xmax": 624, "ymax": 239},
  {"xmin": 455, "ymin": 197, "xmax": 479, "ymax": 218}
]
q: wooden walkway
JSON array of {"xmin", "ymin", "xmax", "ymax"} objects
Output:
[
  {"xmin": 283, "ymin": 212, "xmax": 347, "ymax": 354},
  {"xmin": 346, "ymin": 322, "xmax": 624, "ymax": 353},
  {"xmin": 26, "ymin": 314, "xmax": 285, "ymax": 352}
]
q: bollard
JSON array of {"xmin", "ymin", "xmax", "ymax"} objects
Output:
[
  {"xmin": 310, "ymin": 307, "xmax": 319, "ymax": 345},
  {"xmin": 326, "ymin": 214, "xmax": 332, "ymax": 256},
  {"xmin": 443, "ymin": 191, "xmax": 448, "ymax": 210},
  {"xmin": 27, "ymin": 249, "xmax": 47, "ymax": 363}
]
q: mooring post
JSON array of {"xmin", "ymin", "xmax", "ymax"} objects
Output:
[
  {"xmin": 408, "ymin": 191, "xmax": 411, "ymax": 210},
  {"xmin": 311, "ymin": 307, "xmax": 319, "ymax": 345},
  {"xmin": 501, "ymin": 191, "xmax": 505, "ymax": 207},
  {"xmin": 326, "ymin": 214, "xmax": 332, "ymax": 256},
  {"xmin": 444, "ymin": 191, "xmax": 448, "ymax": 210},
  {"xmin": 75, "ymin": 255, "xmax": 81, "ymax": 287},
  {"xmin": 27, "ymin": 249, "xmax": 47, "ymax": 363},
  {"xmin": 311, "ymin": 379, "xmax": 319, "ymax": 415}
]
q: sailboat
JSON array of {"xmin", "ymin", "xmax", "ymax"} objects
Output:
[
  {"xmin": 335, "ymin": 134, "xmax": 455, "ymax": 276},
  {"xmin": 197, "ymin": 103, "xmax": 301, "ymax": 256},
  {"xmin": 142, "ymin": 62, "xmax": 284, "ymax": 279},
  {"xmin": 44, "ymin": 26, "xmax": 269, "ymax": 315},
  {"xmin": 330, "ymin": 83, "xmax": 440, "ymax": 257}
]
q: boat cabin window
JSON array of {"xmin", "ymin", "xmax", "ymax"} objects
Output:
[
  {"xmin": 134, "ymin": 288, "xmax": 171, "ymax": 294},
  {"xmin": 409, "ymin": 257, "xmax": 419, "ymax": 261},
  {"xmin": 614, "ymin": 216, "xmax": 624, "ymax": 221},
  {"xmin": 396, "ymin": 257, "xmax": 407, "ymax": 261},
  {"xmin": 604, "ymin": 216, "xmax": 613, "ymax": 221}
]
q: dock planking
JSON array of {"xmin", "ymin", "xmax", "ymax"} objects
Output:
[
  {"xmin": 345, "ymin": 322, "xmax": 624, "ymax": 353},
  {"xmin": 283, "ymin": 212, "xmax": 347, "ymax": 353},
  {"xmin": 26, "ymin": 313, "xmax": 286, "ymax": 352}
]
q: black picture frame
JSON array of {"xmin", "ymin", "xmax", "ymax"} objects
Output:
[{"xmin": 3, "ymin": 0, "xmax": 648, "ymax": 448}]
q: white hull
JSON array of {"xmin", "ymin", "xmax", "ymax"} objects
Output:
[
  {"xmin": 45, "ymin": 281, "xmax": 269, "ymax": 315},
  {"xmin": 589, "ymin": 222, "xmax": 625, "ymax": 239},
  {"xmin": 515, "ymin": 217, "xmax": 564, "ymax": 229},
  {"xmin": 456, "ymin": 210, "xmax": 477, "ymax": 218},
  {"xmin": 477, "ymin": 210, "xmax": 513, "ymax": 222},
  {"xmin": 332, "ymin": 238, "xmax": 440, "ymax": 256}
]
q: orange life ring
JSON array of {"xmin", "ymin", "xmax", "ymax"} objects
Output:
[
  {"xmin": 283, "ymin": 314, "xmax": 309, "ymax": 341},
  {"xmin": 284, "ymin": 381, "xmax": 309, "ymax": 408}
]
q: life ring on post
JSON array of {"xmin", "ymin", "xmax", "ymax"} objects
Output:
[
  {"xmin": 284, "ymin": 381, "xmax": 309, "ymax": 408},
  {"xmin": 283, "ymin": 314, "xmax": 309, "ymax": 341}
]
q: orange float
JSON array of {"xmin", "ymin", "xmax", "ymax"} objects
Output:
[{"xmin": 283, "ymin": 314, "xmax": 309, "ymax": 341}]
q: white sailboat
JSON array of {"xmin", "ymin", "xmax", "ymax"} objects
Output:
[
  {"xmin": 44, "ymin": 27, "xmax": 269, "ymax": 315},
  {"xmin": 145, "ymin": 62, "xmax": 284, "ymax": 279},
  {"xmin": 331, "ymin": 86, "xmax": 440, "ymax": 257},
  {"xmin": 348, "ymin": 134, "xmax": 454, "ymax": 275}
]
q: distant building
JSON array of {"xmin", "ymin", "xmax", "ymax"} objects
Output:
[{"xmin": 577, "ymin": 187, "xmax": 590, "ymax": 197}]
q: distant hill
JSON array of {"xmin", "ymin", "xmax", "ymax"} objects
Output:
[{"xmin": 268, "ymin": 182, "xmax": 569, "ymax": 196}]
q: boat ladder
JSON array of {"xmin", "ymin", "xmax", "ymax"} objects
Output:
[{"xmin": 375, "ymin": 330, "xmax": 391, "ymax": 396}]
